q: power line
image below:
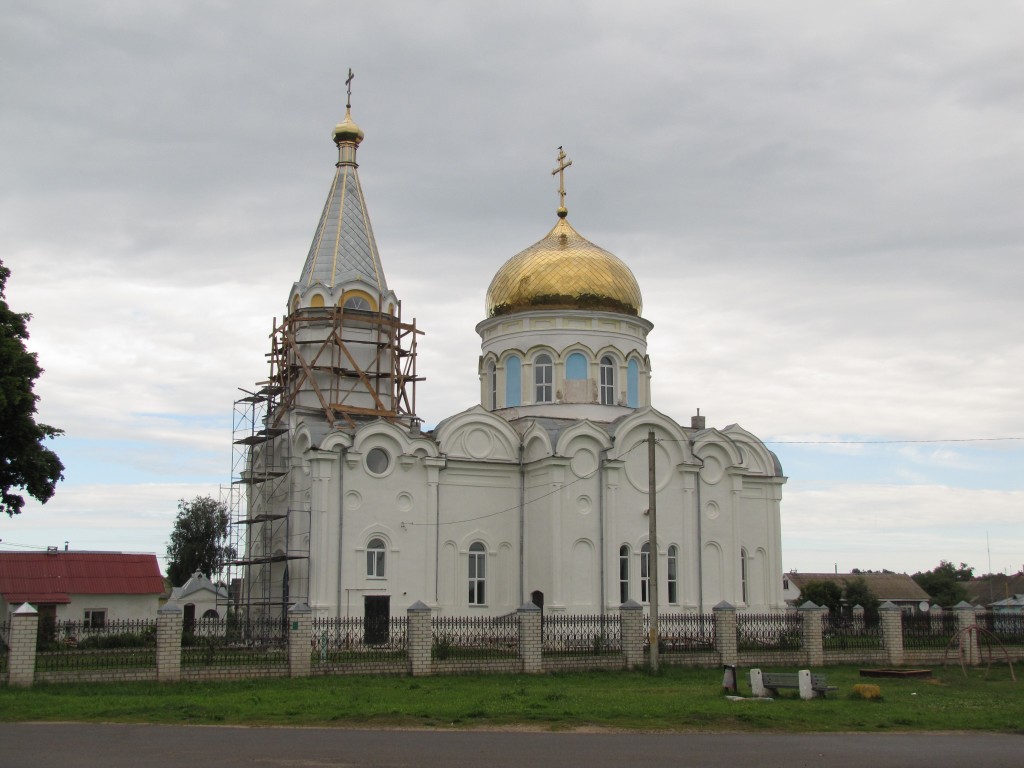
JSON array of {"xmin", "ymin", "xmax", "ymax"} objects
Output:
[{"xmin": 402, "ymin": 439, "xmax": 649, "ymax": 528}]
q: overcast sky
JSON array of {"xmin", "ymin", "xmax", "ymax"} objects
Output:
[{"xmin": 2, "ymin": 1, "xmax": 1022, "ymax": 580}]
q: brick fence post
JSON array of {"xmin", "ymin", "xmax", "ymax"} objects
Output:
[
  {"xmin": 8, "ymin": 603, "xmax": 38, "ymax": 688},
  {"xmin": 289, "ymin": 602, "xmax": 312, "ymax": 678},
  {"xmin": 929, "ymin": 604, "xmax": 944, "ymax": 635},
  {"xmin": 620, "ymin": 600, "xmax": 644, "ymax": 669},
  {"xmin": 713, "ymin": 601, "xmax": 737, "ymax": 667},
  {"xmin": 955, "ymin": 601, "xmax": 981, "ymax": 665},
  {"xmin": 156, "ymin": 603, "xmax": 183, "ymax": 683},
  {"xmin": 799, "ymin": 601, "xmax": 824, "ymax": 667},
  {"xmin": 407, "ymin": 601, "xmax": 433, "ymax": 677},
  {"xmin": 518, "ymin": 602, "xmax": 542, "ymax": 674},
  {"xmin": 879, "ymin": 601, "xmax": 904, "ymax": 666}
]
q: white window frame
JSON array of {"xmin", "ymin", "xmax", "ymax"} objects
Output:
[
  {"xmin": 667, "ymin": 545, "xmax": 678, "ymax": 604},
  {"xmin": 640, "ymin": 543, "xmax": 651, "ymax": 603},
  {"xmin": 534, "ymin": 354, "xmax": 553, "ymax": 403},
  {"xmin": 84, "ymin": 609, "xmax": 106, "ymax": 629},
  {"xmin": 618, "ymin": 544, "xmax": 630, "ymax": 603},
  {"xmin": 599, "ymin": 355, "xmax": 615, "ymax": 405},
  {"xmin": 366, "ymin": 537, "xmax": 386, "ymax": 578},
  {"xmin": 468, "ymin": 542, "xmax": 486, "ymax": 605}
]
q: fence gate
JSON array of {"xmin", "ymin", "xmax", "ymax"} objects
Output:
[{"xmin": 364, "ymin": 596, "xmax": 390, "ymax": 645}]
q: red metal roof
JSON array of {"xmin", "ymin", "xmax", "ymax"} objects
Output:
[{"xmin": 0, "ymin": 552, "xmax": 165, "ymax": 605}]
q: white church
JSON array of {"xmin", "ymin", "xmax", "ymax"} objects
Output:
[{"xmin": 230, "ymin": 91, "xmax": 786, "ymax": 624}]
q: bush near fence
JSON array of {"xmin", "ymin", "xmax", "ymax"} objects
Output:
[{"xmin": 5, "ymin": 605, "xmax": 1024, "ymax": 687}]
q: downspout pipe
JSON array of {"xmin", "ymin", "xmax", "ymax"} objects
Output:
[{"xmin": 519, "ymin": 441, "xmax": 526, "ymax": 607}]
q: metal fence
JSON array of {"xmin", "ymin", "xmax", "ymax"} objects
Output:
[
  {"xmin": 0, "ymin": 620, "xmax": 8, "ymax": 674},
  {"xmin": 902, "ymin": 611, "xmax": 958, "ymax": 650},
  {"xmin": 979, "ymin": 611, "xmax": 1024, "ymax": 645},
  {"xmin": 656, "ymin": 613, "xmax": 716, "ymax": 654},
  {"xmin": 823, "ymin": 613, "xmax": 882, "ymax": 651},
  {"xmin": 543, "ymin": 613, "xmax": 621, "ymax": 657},
  {"xmin": 431, "ymin": 614, "xmax": 518, "ymax": 660},
  {"xmin": 736, "ymin": 612, "xmax": 801, "ymax": 651},
  {"xmin": 35, "ymin": 619, "xmax": 157, "ymax": 672},
  {"xmin": 311, "ymin": 616, "xmax": 407, "ymax": 665},
  {"xmin": 181, "ymin": 615, "xmax": 287, "ymax": 668}
]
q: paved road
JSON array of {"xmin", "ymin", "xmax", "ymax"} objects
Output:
[{"xmin": 1, "ymin": 724, "xmax": 1021, "ymax": 768}]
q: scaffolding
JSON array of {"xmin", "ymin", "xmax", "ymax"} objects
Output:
[
  {"xmin": 225, "ymin": 385, "xmax": 310, "ymax": 621},
  {"xmin": 268, "ymin": 301, "xmax": 422, "ymax": 430},
  {"xmin": 224, "ymin": 298, "xmax": 422, "ymax": 619}
]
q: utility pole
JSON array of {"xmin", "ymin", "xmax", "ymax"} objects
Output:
[{"xmin": 648, "ymin": 430, "xmax": 659, "ymax": 673}]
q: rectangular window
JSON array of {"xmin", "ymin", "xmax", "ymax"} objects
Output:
[
  {"xmin": 619, "ymin": 546, "xmax": 629, "ymax": 603},
  {"xmin": 468, "ymin": 544, "xmax": 486, "ymax": 605},
  {"xmin": 534, "ymin": 357, "xmax": 553, "ymax": 403},
  {"xmin": 640, "ymin": 546, "xmax": 650, "ymax": 603},
  {"xmin": 667, "ymin": 546, "xmax": 678, "ymax": 604},
  {"xmin": 84, "ymin": 609, "xmax": 106, "ymax": 629}
]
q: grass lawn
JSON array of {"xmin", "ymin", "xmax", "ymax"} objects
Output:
[{"xmin": 0, "ymin": 665, "xmax": 1020, "ymax": 732}]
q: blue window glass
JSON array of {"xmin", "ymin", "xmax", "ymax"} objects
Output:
[
  {"xmin": 565, "ymin": 352, "xmax": 588, "ymax": 380},
  {"xmin": 627, "ymin": 359, "xmax": 639, "ymax": 408},
  {"xmin": 505, "ymin": 355, "xmax": 521, "ymax": 407}
]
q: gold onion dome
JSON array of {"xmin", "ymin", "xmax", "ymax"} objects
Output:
[
  {"xmin": 485, "ymin": 217, "xmax": 643, "ymax": 317},
  {"xmin": 332, "ymin": 108, "xmax": 364, "ymax": 144}
]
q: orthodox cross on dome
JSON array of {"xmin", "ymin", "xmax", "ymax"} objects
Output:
[
  {"xmin": 551, "ymin": 146, "xmax": 572, "ymax": 218},
  {"xmin": 345, "ymin": 68, "xmax": 355, "ymax": 110}
]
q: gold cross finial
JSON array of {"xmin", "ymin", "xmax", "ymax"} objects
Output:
[
  {"xmin": 551, "ymin": 146, "xmax": 572, "ymax": 218},
  {"xmin": 345, "ymin": 68, "xmax": 355, "ymax": 111}
]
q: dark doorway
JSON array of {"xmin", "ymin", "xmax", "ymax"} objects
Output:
[
  {"xmin": 531, "ymin": 590, "xmax": 544, "ymax": 633},
  {"xmin": 183, "ymin": 603, "xmax": 196, "ymax": 635},
  {"xmin": 364, "ymin": 595, "xmax": 390, "ymax": 645}
]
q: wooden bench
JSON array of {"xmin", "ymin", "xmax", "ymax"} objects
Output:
[{"xmin": 750, "ymin": 668, "xmax": 838, "ymax": 699}]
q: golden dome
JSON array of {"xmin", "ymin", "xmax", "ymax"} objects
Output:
[
  {"xmin": 332, "ymin": 108, "xmax": 364, "ymax": 145},
  {"xmin": 485, "ymin": 217, "xmax": 643, "ymax": 317}
]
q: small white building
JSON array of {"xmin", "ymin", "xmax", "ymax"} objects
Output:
[
  {"xmin": 230, "ymin": 98, "xmax": 787, "ymax": 623},
  {"xmin": 0, "ymin": 551, "xmax": 165, "ymax": 626},
  {"xmin": 166, "ymin": 570, "xmax": 228, "ymax": 624}
]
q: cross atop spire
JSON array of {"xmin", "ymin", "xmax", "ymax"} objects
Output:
[
  {"xmin": 345, "ymin": 68, "xmax": 355, "ymax": 111},
  {"xmin": 551, "ymin": 146, "xmax": 572, "ymax": 218}
]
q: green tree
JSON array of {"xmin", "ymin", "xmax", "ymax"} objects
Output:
[
  {"xmin": 912, "ymin": 560, "xmax": 974, "ymax": 607},
  {"xmin": 799, "ymin": 580, "xmax": 843, "ymax": 615},
  {"xmin": 843, "ymin": 576, "xmax": 880, "ymax": 622},
  {"xmin": 0, "ymin": 258, "xmax": 63, "ymax": 516},
  {"xmin": 166, "ymin": 495, "xmax": 236, "ymax": 586}
]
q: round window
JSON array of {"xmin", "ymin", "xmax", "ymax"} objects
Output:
[{"xmin": 366, "ymin": 447, "xmax": 391, "ymax": 475}]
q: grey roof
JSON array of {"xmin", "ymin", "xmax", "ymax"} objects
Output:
[{"xmin": 298, "ymin": 156, "xmax": 387, "ymax": 293}]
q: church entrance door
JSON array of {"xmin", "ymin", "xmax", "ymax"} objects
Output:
[{"xmin": 364, "ymin": 595, "xmax": 390, "ymax": 645}]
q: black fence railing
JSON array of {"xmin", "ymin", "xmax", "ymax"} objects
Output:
[
  {"xmin": 543, "ymin": 613, "xmax": 621, "ymax": 657},
  {"xmin": 35, "ymin": 619, "xmax": 157, "ymax": 672},
  {"xmin": 0, "ymin": 620, "xmax": 8, "ymax": 673},
  {"xmin": 737, "ymin": 612, "xmax": 801, "ymax": 651},
  {"xmin": 823, "ymin": 613, "xmax": 882, "ymax": 651},
  {"xmin": 311, "ymin": 616, "xmax": 407, "ymax": 665},
  {"xmin": 431, "ymin": 615, "xmax": 518, "ymax": 660},
  {"xmin": 655, "ymin": 613, "xmax": 716, "ymax": 654},
  {"xmin": 902, "ymin": 611, "xmax": 958, "ymax": 650},
  {"xmin": 978, "ymin": 611, "xmax": 1024, "ymax": 645},
  {"xmin": 181, "ymin": 615, "xmax": 287, "ymax": 668}
]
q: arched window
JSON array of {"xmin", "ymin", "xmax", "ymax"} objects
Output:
[
  {"xmin": 565, "ymin": 352, "xmax": 588, "ymax": 380},
  {"xmin": 367, "ymin": 537, "xmax": 386, "ymax": 578},
  {"xmin": 667, "ymin": 545, "xmax": 678, "ymax": 604},
  {"xmin": 468, "ymin": 542, "xmax": 486, "ymax": 605},
  {"xmin": 344, "ymin": 295, "xmax": 371, "ymax": 311},
  {"xmin": 486, "ymin": 361, "xmax": 497, "ymax": 410},
  {"xmin": 740, "ymin": 548, "xmax": 749, "ymax": 604},
  {"xmin": 505, "ymin": 355, "xmax": 521, "ymax": 407},
  {"xmin": 627, "ymin": 358, "xmax": 640, "ymax": 408},
  {"xmin": 534, "ymin": 354, "xmax": 553, "ymax": 403},
  {"xmin": 640, "ymin": 543, "xmax": 651, "ymax": 603},
  {"xmin": 618, "ymin": 545, "xmax": 630, "ymax": 603},
  {"xmin": 599, "ymin": 355, "xmax": 615, "ymax": 405}
]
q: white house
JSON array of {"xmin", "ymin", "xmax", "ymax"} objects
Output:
[
  {"xmin": 0, "ymin": 551, "xmax": 165, "ymax": 626},
  {"xmin": 228, "ymin": 95, "xmax": 787, "ymax": 624}
]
